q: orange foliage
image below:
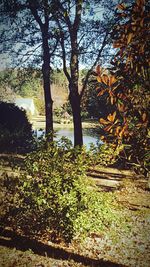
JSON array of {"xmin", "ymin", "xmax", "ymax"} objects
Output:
[{"xmin": 95, "ymin": 0, "xmax": 149, "ymax": 154}]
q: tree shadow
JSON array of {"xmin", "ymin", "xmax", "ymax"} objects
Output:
[{"xmin": 0, "ymin": 228, "xmax": 126, "ymax": 267}]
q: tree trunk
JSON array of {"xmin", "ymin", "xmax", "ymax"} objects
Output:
[
  {"xmin": 42, "ymin": 31, "xmax": 53, "ymax": 139},
  {"xmin": 69, "ymin": 88, "xmax": 83, "ymax": 147},
  {"xmin": 69, "ymin": 31, "xmax": 83, "ymax": 147}
]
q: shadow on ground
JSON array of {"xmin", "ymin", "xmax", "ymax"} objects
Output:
[{"xmin": 0, "ymin": 228, "xmax": 126, "ymax": 267}]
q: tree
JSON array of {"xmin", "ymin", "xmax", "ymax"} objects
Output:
[
  {"xmin": 0, "ymin": 0, "xmax": 58, "ymax": 138},
  {"xmin": 0, "ymin": 0, "xmax": 118, "ymax": 146},
  {"xmin": 51, "ymin": 0, "xmax": 114, "ymax": 146},
  {"xmin": 95, "ymin": 0, "xmax": 150, "ymax": 172}
]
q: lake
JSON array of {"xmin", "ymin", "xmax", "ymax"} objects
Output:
[{"xmin": 34, "ymin": 127, "xmax": 102, "ymax": 149}]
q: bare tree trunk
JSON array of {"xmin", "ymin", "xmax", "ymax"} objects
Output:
[
  {"xmin": 28, "ymin": 1, "xmax": 53, "ymax": 140},
  {"xmin": 69, "ymin": 85, "xmax": 83, "ymax": 147},
  {"xmin": 42, "ymin": 31, "xmax": 53, "ymax": 139}
]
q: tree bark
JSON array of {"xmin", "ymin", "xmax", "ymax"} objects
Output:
[
  {"xmin": 28, "ymin": 0, "xmax": 53, "ymax": 140},
  {"xmin": 56, "ymin": 0, "xmax": 83, "ymax": 147},
  {"xmin": 69, "ymin": 85, "xmax": 83, "ymax": 147},
  {"xmin": 42, "ymin": 30, "xmax": 53, "ymax": 139},
  {"xmin": 69, "ymin": 33, "xmax": 83, "ymax": 146}
]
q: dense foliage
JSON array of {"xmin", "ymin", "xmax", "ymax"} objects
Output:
[
  {"xmin": 0, "ymin": 102, "xmax": 34, "ymax": 153},
  {"xmin": 95, "ymin": 0, "xmax": 150, "ymax": 174},
  {"xmin": 81, "ymin": 76, "xmax": 115, "ymax": 120},
  {"xmin": 0, "ymin": 138, "xmax": 121, "ymax": 243}
]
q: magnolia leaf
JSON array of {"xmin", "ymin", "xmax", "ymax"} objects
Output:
[
  {"xmin": 109, "ymin": 90, "xmax": 114, "ymax": 97},
  {"xmin": 116, "ymin": 126, "xmax": 121, "ymax": 135},
  {"xmin": 119, "ymin": 124, "xmax": 129, "ymax": 138},
  {"xmin": 141, "ymin": 66, "xmax": 145, "ymax": 78},
  {"xmin": 97, "ymin": 76, "xmax": 102, "ymax": 83},
  {"xmin": 117, "ymin": 4, "xmax": 126, "ymax": 10},
  {"xmin": 127, "ymin": 33, "xmax": 133, "ymax": 44},
  {"xmin": 142, "ymin": 112, "xmax": 147, "ymax": 122},
  {"xmin": 99, "ymin": 118, "xmax": 109, "ymax": 125},
  {"xmin": 104, "ymin": 125, "xmax": 113, "ymax": 132},
  {"xmin": 136, "ymin": 123, "xmax": 143, "ymax": 129},
  {"xmin": 128, "ymin": 154, "xmax": 132, "ymax": 160},
  {"xmin": 97, "ymin": 89, "xmax": 106, "ymax": 97},
  {"xmin": 118, "ymin": 103, "xmax": 126, "ymax": 112},
  {"xmin": 118, "ymin": 128, "xmax": 124, "ymax": 138},
  {"xmin": 112, "ymin": 111, "xmax": 117, "ymax": 121},
  {"xmin": 102, "ymin": 74, "xmax": 109, "ymax": 85},
  {"xmin": 114, "ymin": 119, "xmax": 119, "ymax": 124},
  {"xmin": 109, "ymin": 75, "xmax": 117, "ymax": 86},
  {"xmin": 118, "ymin": 12, "xmax": 127, "ymax": 17},
  {"xmin": 110, "ymin": 96, "xmax": 114, "ymax": 105},
  {"xmin": 107, "ymin": 113, "xmax": 113, "ymax": 122},
  {"xmin": 132, "ymin": 25, "xmax": 137, "ymax": 31},
  {"xmin": 107, "ymin": 111, "xmax": 116, "ymax": 122},
  {"xmin": 140, "ymin": 18, "xmax": 144, "ymax": 27},
  {"xmin": 124, "ymin": 130, "xmax": 129, "ymax": 137},
  {"xmin": 112, "ymin": 85, "xmax": 119, "ymax": 92}
]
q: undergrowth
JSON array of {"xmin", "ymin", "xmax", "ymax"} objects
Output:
[{"xmin": 0, "ymin": 137, "xmax": 125, "ymax": 243}]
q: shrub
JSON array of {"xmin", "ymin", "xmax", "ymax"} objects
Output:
[
  {"xmin": 3, "ymin": 138, "xmax": 90, "ymax": 242},
  {"xmin": 0, "ymin": 138, "xmax": 122, "ymax": 243},
  {"xmin": 87, "ymin": 143, "xmax": 121, "ymax": 168},
  {"xmin": 0, "ymin": 101, "xmax": 34, "ymax": 153}
]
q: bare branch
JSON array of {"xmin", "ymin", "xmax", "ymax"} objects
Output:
[
  {"xmin": 80, "ymin": 30, "xmax": 109, "ymax": 99},
  {"xmin": 27, "ymin": 0, "xmax": 44, "ymax": 30},
  {"xmin": 55, "ymin": 17, "xmax": 71, "ymax": 82}
]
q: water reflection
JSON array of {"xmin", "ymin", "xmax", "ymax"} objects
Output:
[{"xmin": 34, "ymin": 128, "xmax": 101, "ymax": 148}]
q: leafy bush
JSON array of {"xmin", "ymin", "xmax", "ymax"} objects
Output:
[
  {"xmin": 87, "ymin": 143, "xmax": 121, "ymax": 168},
  {"xmin": 0, "ymin": 138, "xmax": 121, "ymax": 243},
  {"xmin": 4, "ymin": 138, "xmax": 90, "ymax": 242},
  {"xmin": 0, "ymin": 101, "xmax": 34, "ymax": 153}
]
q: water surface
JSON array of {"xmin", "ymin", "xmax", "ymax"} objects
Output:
[{"xmin": 35, "ymin": 127, "xmax": 101, "ymax": 149}]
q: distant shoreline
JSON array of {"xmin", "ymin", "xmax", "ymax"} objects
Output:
[{"xmin": 30, "ymin": 116, "xmax": 99, "ymax": 130}]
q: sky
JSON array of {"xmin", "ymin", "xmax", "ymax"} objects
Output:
[{"xmin": 0, "ymin": 0, "xmax": 110, "ymax": 71}]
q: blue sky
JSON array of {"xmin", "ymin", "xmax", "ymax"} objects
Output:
[{"xmin": 0, "ymin": 1, "xmax": 115, "ymax": 71}]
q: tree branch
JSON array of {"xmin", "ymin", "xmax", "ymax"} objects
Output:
[
  {"xmin": 27, "ymin": 0, "xmax": 44, "ymax": 30},
  {"xmin": 80, "ymin": 30, "xmax": 109, "ymax": 99},
  {"xmin": 54, "ymin": 17, "xmax": 71, "ymax": 82}
]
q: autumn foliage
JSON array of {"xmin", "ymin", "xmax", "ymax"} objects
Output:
[{"xmin": 96, "ymin": 0, "xmax": 150, "ymax": 173}]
